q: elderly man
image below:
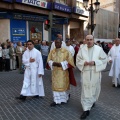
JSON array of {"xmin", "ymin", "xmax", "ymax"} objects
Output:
[
  {"xmin": 41, "ymin": 40, "xmax": 49, "ymax": 69},
  {"xmin": 50, "ymin": 34, "xmax": 66, "ymax": 51},
  {"xmin": 47, "ymin": 38, "xmax": 75, "ymax": 107},
  {"xmin": 16, "ymin": 40, "xmax": 45, "ymax": 101},
  {"xmin": 76, "ymin": 35, "xmax": 107, "ymax": 119},
  {"xmin": 108, "ymin": 38, "xmax": 120, "ymax": 87}
]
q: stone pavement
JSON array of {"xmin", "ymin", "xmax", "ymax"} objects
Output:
[{"xmin": 0, "ymin": 65, "xmax": 120, "ymax": 120}]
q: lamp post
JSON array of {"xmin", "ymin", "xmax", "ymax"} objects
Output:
[{"xmin": 83, "ymin": 0, "xmax": 100, "ymax": 34}]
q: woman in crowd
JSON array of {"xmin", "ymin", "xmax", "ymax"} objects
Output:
[
  {"xmin": 2, "ymin": 44, "xmax": 10, "ymax": 71},
  {"xmin": 9, "ymin": 42, "xmax": 16, "ymax": 70},
  {"xmin": 16, "ymin": 41, "xmax": 24, "ymax": 72}
]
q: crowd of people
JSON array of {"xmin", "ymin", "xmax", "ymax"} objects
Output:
[
  {"xmin": 0, "ymin": 35, "xmax": 120, "ymax": 120},
  {"xmin": 96, "ymin": 40, "xmax": 113, "ymax": 54},
  {"xmin": 0, "ymin": 36, "xmax": 114, "ymax": 73},
  {"xmin": 0, "ymin": 39, "xmax": 50, "ymax": 73},
  {"xmin": 0, "ymin": 36, "xmax": 82, "ymax": 73}
]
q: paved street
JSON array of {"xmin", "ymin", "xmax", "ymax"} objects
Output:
[{"xmin": 0, "ymin": 65, "xmax": 120, "ymax": 120}]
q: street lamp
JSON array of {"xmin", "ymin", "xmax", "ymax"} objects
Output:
[{"xmin": 83, "ymin": 0, "xmax": 100, "ymax": 34}]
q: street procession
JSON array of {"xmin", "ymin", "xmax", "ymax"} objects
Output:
[{"xmin": 0, "ymin": 0, "xmax": 120, "ymax": 120}]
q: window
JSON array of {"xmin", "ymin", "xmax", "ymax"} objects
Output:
[
  {"xmin": 76, "ymin": 0, "xmax": 83, "ymax": 8},
  {"xmin": 55, "ymin": 0, "xmax": 67, "ymax": 4}
]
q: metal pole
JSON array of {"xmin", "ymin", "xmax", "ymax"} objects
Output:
[
  {"xmin": 48, "ymin": 12, "xmax": 53, "ymax": 42},
  {"xmin": 91, "ymin": 0, "xmax": 94, "ymax": 34}
]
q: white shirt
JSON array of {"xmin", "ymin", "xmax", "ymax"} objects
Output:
[
  {"xmin": 0, "ymin": 47, "xmax": 2, "ymax": 57},
  {"xmin": 66, "ymin": 45, "xmax": 75, "ymax": 57}
]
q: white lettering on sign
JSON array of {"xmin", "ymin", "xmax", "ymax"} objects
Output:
[
  {"xmin": 76, "ymin": 8, "xmax": 84, "ymax": 14},
  {"xmin": 22, "ymin": 0, "xmax": 47, "ymax": 8},
  {"xmin": 54, "ymin": 4, "xmax": 71, "ymax": 12}
]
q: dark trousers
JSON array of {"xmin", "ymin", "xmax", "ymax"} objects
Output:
[
  {"xmin": 16, "ymin": 56, "xmax": 19, "ymax": 68},
  {"xmin": 42, "ymin": 55, "xmax": 48, "ymax": 69},
  {"xmin": 4, "ymin": 59, "xmax": 10, "ymax": 71},
  {"xmin": 0, "ymin": 57, "xmax": 3, "ymax": 71}
]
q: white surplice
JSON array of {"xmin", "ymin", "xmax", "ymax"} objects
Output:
[
  {"xmin": 48, "ymin": 60, "xmax": 69, "ymax": 104},
  {"xmin": 108, "ymin": 44, "xmax": 120, "ymax": 87},
  {"xmin": 76, "ymin": 45, "xmax": 107, "ymax": 111},
  {"xmin": 66, "ymin": 45, "xmax": 75, "ymax": 57},
  {"xmin": 20, "ymin": 48, "xmax": 45, "ymax": 96},
  {"xmin": 50, "ymin": 41, "xmax": 66, "ymax": 51}
]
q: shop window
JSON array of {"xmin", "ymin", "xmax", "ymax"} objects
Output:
[
  {"xmin": 29, "ymin": 22, "xmax": 43, "ymax": 41},
  {"xmin": 55, "ymin": 0, "xmax": 67, "ymax": 4},
  {"xmin": 76, "ymin": 0, "xmax": 83, "ymax": 8}
]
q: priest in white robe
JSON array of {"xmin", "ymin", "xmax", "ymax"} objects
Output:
[
  {"xmin": 108, "ymin": 38, "xmax": 120, "ymax": 87},
  {"xmin": 50, "ymin": 34, "xmax": 66, "ymax": 51},
  {"xmin": 16, "ymin": 40, "xmax": 45, "ymax": 101},
  {"xmin": 76, "ymin": 35, "xmax": 107, "ymax": 119}
]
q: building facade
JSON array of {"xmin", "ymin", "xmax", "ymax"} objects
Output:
[
  {"xmin": 84, "ymin": 0, "xmax": 119, "ymax": 40},
  {"xmin": 0, "ymin": 0, "xmax": 88, "ymax": 43},
  {"xmin": 98, "ymin": 0, "xmax": 120, "ymax": 37}
]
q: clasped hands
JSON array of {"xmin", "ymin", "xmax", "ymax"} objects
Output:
[
  {"xmin": 53, "ymin": 62, "xmax": 62, "ymax": 67},
  {"xmin": 84, "ymin": 61, "xmax": 95, "ymax": 66},
  {"xmin": 109, "ymin": 60, "xmax": 112, "ymax": 63},
  {"xmin": 29, "ymin": 57, "xmax": 35, "ymax": 62}
]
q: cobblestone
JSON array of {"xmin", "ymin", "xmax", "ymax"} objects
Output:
[{"xmin": 0, "ymin": 65, "xmax": 120, "ymax": 120}]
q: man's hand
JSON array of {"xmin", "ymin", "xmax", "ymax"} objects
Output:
[
  {"xmin": 53, "ymin": 62, "xmax": 62, "ymax": 67},
  {"xmin": 53, "ymin": 62, "xmax": 58, "ymax": 66},
  {"xmin": 30, "ymin": 57, "xmax": 35, "ymax": 62},
  {"xmin": 39, "ymin": 74, "xmax": 42, "ymax": 77},
  {"xmin": 56, "ymin": 63, "xmax": 62, "ymax": 67},
  {"xmin": 84, "ymin": 61, "xmax": 89, "ymax": 66},
  {"xmin": 109, "ymin": 60, "xmax": 112, "ymax": 63},
  {"xmin": 89, "ymin": 61, "xmax": 95, "ymax": 66}
]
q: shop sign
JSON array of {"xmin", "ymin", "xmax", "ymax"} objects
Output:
[
  {"xmin": 10, "ymin": 19, "xmax": 27, "ymax": 43},
  {"xmin": 12, "ymin": 28, "xmax": 25, "ymax": 36},
  {"xmin": 16, "ymin": 0, "xmax": 52, "ymax": 9},
  {"xmin": 74, "ymin": 7, "xmax": 84, "ymax": 14},
  {"xmin": 13, "ymin": 13, "xmax": 48, "ymax": 21},
  {"xmin": 73, "ymin": 7, "xmax": 89, "ymax": 16},
  {"xmin": 53, "ymin": 2, "xmax": 72, "ymax": 13}
]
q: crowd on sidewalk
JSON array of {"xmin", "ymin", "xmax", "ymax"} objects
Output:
[
  {"xmin": 0, "ymin": 36, "xmax": 114, "ymax": 73},
  {"xmin": 0, "ymin": 39, "xmax": 50, "ymax": 73}
]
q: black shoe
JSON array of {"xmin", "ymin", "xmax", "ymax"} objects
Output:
[
  {"xmin": 80, "ymin": 111, "xmax": 90, "ymax": 119},
  {"xmin": 50, "ymin": 102, "xmax": 57, "ymax": 107},
  {"xmin": 13, "ymin": 69, "xmax": 16, "ymax": 70},
  {"xmin": 61, "ymin": 102, "xmax": 67, "ymax": 104},
  {"xmin": 112, "ymin": 84, "xmax": 115, "ymax": 87},
  {"xmin": 69, "ymin": 94, "xmax": 70, "ymax": 99},
  {"xmin": 92, "ymin": 103, "xmax": 95, "ymax": 108},
  {"xmin": 33, "ymin": 95, "xmax": 39, "ymax": 98},
  {"xmin": 15, "ymin": 95, "xmax": 26, "ymax": 101}
]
